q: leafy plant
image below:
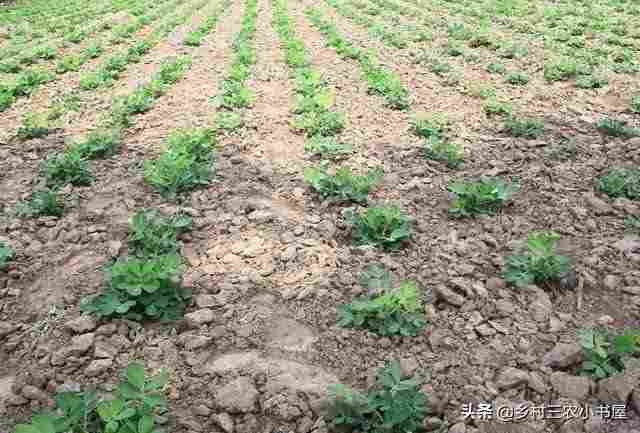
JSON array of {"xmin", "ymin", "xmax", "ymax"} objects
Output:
[
  {"xmin": 410, "ymin": 113, "xmax": 448, "ymax": 140},
  {"xmin": 504, "ymin": 116, "xmax": 544, "ymax": 138},
  {"xmin": 347, "ymin": 205, "xmax": 411, "ymax": 250},
  {"xmin": 575, "ymin": 75, "xmax": 608, "ymax": 89},
  {"xmin": 81, "ymin": 254, "xmax": 189, "ymax": 321},
  {"xmin": 144, "ymin": 129, "xmax": 216, "ymax": 198},
  {"xmin": 425, "ymin": 136, "xmax": 463, "ymax": 169},
  {"xmin": 0, "ymin": 242, "xmax": 14, "ymax": 270},
  {"xmin": 129, "ymin": 209, "xmax": 192, "ymax": 257},
  {"xmin": 338, "ymin": 281, "xmax": 426, "ymax": 336},
  {"xmin": 503, "ymin": 231, "xmax": 571, "ymax": 288},
  {"xmin": 597, "ymin": 168, "xmax": 640, "ymax": 200},
  {"xmin": 214, "ymin": 111, "xmax": 243, "ymax": 133},
  {"xmin": 16, "ymin": 190, "xmax": 64, "ymax": 217},
  {"xmin": 596, "ymin": 117, "xmax": 640, "ymax": 138},
  {"xmin": 325, "ymin": 360, "xmax": 428, "ymax": 433},
  {"xmin": 72, "ymin": 130, "xmax": 121, "ymax": 159},
  {"xmin": 545, "ymin": 139, "xmax": 577, "ymax": 161},
  {"xmin": 304, "ymin": 164, "xmax": 383, "ymax": 204},
  {"xmin": 448, "ymin": 178, "xmax": 518, "ymax": 217},
  {"xmin": 484, "ymin": 98, "xmax": 512, "ymax": 116},
  {"xmin": 486, "ymin": 62, "xmax": 506, "ymax": 75},
  {"xmin": 14, "ymin": 362, "xmax": 169, "ymax": 433},
  {"xmin": 294, "ymin": 110, "xmax": 345, "ymax": 137},
  {"xmin": 632, "ymin": 96, "xmax": 640, "ymax": 113},
  {"xmin": 626, "ymin": 215, "xmax": 640, "ymax": 234},
  {"xmin": 578, "ymin": 329, "xmax": 640, "ymax": 379},
  {"xmin": 359, "ymin": 263, "xmax": 392, "ymax": 295},
  {"xmin": 41, "ymin": 149, "xmax": 93, "ymax": 188},
  {"xmin": 505, "ymin": 71, "xmax": 529, "ymax": 85}
]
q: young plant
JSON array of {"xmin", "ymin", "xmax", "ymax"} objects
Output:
[
  {"xmin": 13, "ymin": 362, "xmax": 169, "ymax": 433},
  {"xmin": 0, "ymin": 242, "xmax": 14, "ymax": 270},
  {"xmin": 596, "ymin": 168, "xmax": 640, "ymax": 200},
  {"xmin": 425, "ymin": 136, "xmax": 463, "ymax": 168},
  {"xmin": 71, "ymin": 130, "xmax": 120, "ymax": 159},
  {"xmin": 338, "ymin": 281, "xmax": 426, "ymax": 336},
  {"xmin": 325, "ymin": 360, "xmax": 428, "ymax": 433},
  {"xmin": 16, "ymin": 190, "xmax": 64, "ymax": 217},
  {"xmin": 448, "ymin": 178, "xmax": 518, "ymax": 217},
  {"xmin": 81, "ymin": 254, "xmax": 190, "ymax": 321},
  {"xmin": 304, "ymin": 164, "xmax": 383, "ymax": 204},
  {"xmin": 626, "ymin": 215, "xmax": 640, "ymax": 234},
  {"xmin": 294, "ymin": 110, "xmax": 345, "ymax": 137},
  {"xmin": 505, "ymin": 71, "xmax": 529, "ymax": 85},
  {"xmin": 347, "ymin": 204, "xmax": 411, "ymax": 250},
  {"xmin": 41, "ymin": 149, "xmax": 93, "ymax": 188},
  {"xmin": 128, "ymin": 209, "xmax": 192, "ymax": 257},
  {"xmin": 545, "ymin": 139, "xmax": 577, "ymax": 161},
  {"xmin": 596, "ymin": 117, "xmax": 640, "ymax": 138},
  {"xmin": 632, "ymin": 96, "xmax": 640, "ymax": 113},
  {"xmin": 503, "ymin": 231, "xmax": 571, "ymax": 288},
  {"xmin": 484, "ymin": 98, "xmax": 512, "ymax": 117},
  {"xmin": 410, "ymin": 113, "xmax": 448, "ymax": 139},
  {"xmin": 144, "ymin": 128, "xmax": 216, "ymax": 198},
  {"xmin": 214, "ymin": 111, "xmax": 244, "ymax": 134},
  {"xmin": 504, "ymin": 116, "xmax": 544, "ymax": 138},
  {"xmin": 578, "ymin": 329, "xmax": 640, "ymax": 379}
]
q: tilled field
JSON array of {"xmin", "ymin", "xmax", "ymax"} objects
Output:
[{"xmin": 1, "ymin": 0, "xmax": 640, "ymax": 432}]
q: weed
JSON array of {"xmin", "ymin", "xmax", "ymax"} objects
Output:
[
  {"xmin": 597, "ymin": 168, "xmax": 640, "ymax": 200},
  {"xmin": 56, "ymin": 55, "xmax": 82, "ymax": 73},
  {"xmin": 219, "ymin": 79, "xmax": 254, "ymax": 109},
  {"xmin": 81, "ymin": 254, "xmax": 189, "ymax": 321},
  {"xmin": 304, "ymin": 164, "xmax": 383, "ymax": 203},
  {"xmin": 14, "ymin": 362, "xmax": 170, "ymax": 433},
  {"xmin": 596, "ymin": 117, "xmax": 640, "ymax": 138},
  {"xmin": 338, "ymin": 281, "xmax": 426, "ymax": 336},
  {"xmin": 544, "ymin": 59, "xmax": 578, "ymax": 81},
  {"xmin": 16, "ymin": 190, "xmax": 64, "ymax": 217},
  {"xmin": 72, "ymin": 130, "xmax": 121, "ymax": 159},
  {"xmin": 347, "ymin": 204, "xmax": 411, "ymax": 250},
  {"xmin": 0, "ymin": 242, "xmax": 14, "ymax": 270},
  {"xmin": 632, "ymin": 96, "xmax": 640, "ymax": 113},
  {"xmin": 498, "ymin": 42, "xmax": 528, "ymax": 59},
  {"xmin": 505, "ymin": 71, "xmax": 529, "ymax": 85},
  {"xmin": 158, "ymin": 57, "xmax": 191, "ymax": 83},
  {"xmin": 578, "ymin": 329, "xmax": 640, "ymax": 379},
  {"xmin": 0, "ymin": 60, "xmax": 20, "ymax": 73},
  {"xmin": 144, "ymin": 129, "xmax": 216, "ymax": 198},
  {"xmin": 325, "ymin": 360, "xmax": 427, "ymax": 433},
  {"xmin": 504, "ymin": 116, "xmax": 544, "ymax": 138},
  {"xmin": 448, "ymin": 178, "xmax": 518, "ymax": 217},
  {"xmin": 41, "ymin": 149, "xmax": 93, "ymax": 188},
  {"xmin": 214, "ymin": 111, "xmax": 244, "ymax": 133},
  {"xmin": 129, "ymin": 209, "xmax": 192, "ymax": 257},
  {"xmin": 503, "ymin": 231, "xmax": 571, "ymax": 288},
  {"xmin": 0, "ymin": 87, "xmax": 17, "ymax": 111}
]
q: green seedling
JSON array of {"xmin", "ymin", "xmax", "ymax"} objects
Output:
[
  {"xmin": 410, "ymin": 113, "xmax": 448, "ymax": 139},
  {"xmin": 347, "ymin": 204, "xmax": 411, "ymax": 250},
  {"xmin": 16, "ymin": 190, "xmax": 64, "ymax": 217},
  {"xmin": 128, "ymin": 209, "xmax": 192, "ymax": 257},
  {"xmin": 0, "ymin": 242, "xmax": 14, "ymax": 270},
  {"xmin": 71, "ymin": 130, "xmax": 120, "ymax": 159},
  {"xmin": 214, "ymin": 111, "xmax": 244, "ymax": 134},
  {"xmin": 425, "ymin": 136, "xmax": 463, "ymax": 169},
  {"xmin": 338, "ymin": 281, "xmax": 426, "ymax": 336},
  {"xmin": 304, "ymin": 135, "xmax": 352, "ymax": 157},
  {"xmin": 578, "ymin": 329, "xmax": 640, "ymax": 379},
  {"xmin": 17, "ymin": 112, "xmax": 54, "ymax": 139},
  {"xmin": 41, "ymin": 149, "xmax": 93, "ymax": 188},
  {"xmin": 597, "ymin": 168, "xmax": 640, "ymax": 200},
  {"xmin": 484, "ymin": 98, "xmax": 512, "ymax": 116},
  {"xmin": 504, "ymin": 116, "xmax": 544, "ymax": 138},
  {"xmin": 486, "ymin": 62, "xmax": 506, "ymax": 75},
  {"xmin": 596, "ymin": 117, "xmax": 640, "ymax": 138},
  {"xmin": 503, "ymin": 231, "xmax": 571, "ymax": 288},
  {"xmin": 304, "ymin": 164, "xmax": 383, "ymax": 203},
  {"xmin": 448, "ymin": 177, "xmax": 518, "ymax": 217},
  {"xmin": 81, "ymin": 254, "xmax": 189, "ymax": 321},
  {"xmin": 632, "ymin": 96, "xmax": 640, "ymax": 113},
  {"xmin": 505, "ymin": 71, "xmax": 529, "ymax": 85},
  {"xmin": 325, "ymin": 360, "xmax": 427, "ymax": 433}
]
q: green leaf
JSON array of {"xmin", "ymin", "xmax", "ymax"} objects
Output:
[
  {"xmin": 138, "ymin": 415, "xmax": 154, "ymax": 433},
  {"xmin": 127, "ymin": 362, "xmax": 146, "ymax": 391}
]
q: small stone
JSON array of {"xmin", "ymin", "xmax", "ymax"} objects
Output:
[
  {"xmin": 602, "ymin": 275, "xmax": 619, "ymax": 291},
  {"xmin": 423, "ymin": 417, "xmax": 444, "ymax": 431},
  {"xmin": 527, "ymin": 372, "xmax": 547, "ymax": 394},
  {"xmin": 192, "ymin": 404, "xmax": 211, "ymax": 416},
  {"xmin": 596, "ymin": 315, "xmax": 614, "ymax": 325},
  {"xmin": 496, "ymin": 367, "xmax": 529, "ymax": 390},
  {"xmin": 21, "ymin": 385, "xmax": 49, "ymax": 402},
  {"xmin": 214, "ymin": 377, "xmax": 258, "ymax": 413},
  {"xmin": 69, "ymin": 333, "xmax": 95, "ymax": 355},
  {"xmin": 195, "ymin": 295, "xmax": 218, "ymax": 308},
  {"xmin": 434, "ymin": 285, "xmax": 465, "ymax": 307},
  {"xmin": 475, "ymin": 324, "xmax": 496, "ymax": 337},
  {"xmin": 185, "ymin": 309, "xmax": 215, "ymax": 328},
  {"xmin": 85, "ymin": 359, "xmax": 113, "ymax": 377},
  {"xmin": 64, "ymin": 316, "xmax": 97, "ymax": 333},
  {"xmin": 486, "ymin": 277, "xmax": 506, "ymax": 291},
  {"xmin": 622, "ymin": 286, "xmax": 640, "ymax": 296},
  {"xmin": 399, "ymin": 357, "xmax": 419, "ymax": 378},
  {"xmin": 448, "ymin": 423, "xmax": 466, "ymax": 433},
  {"xmin": 184, "ymin": 335, "xmax": 213, "ymax": 350},
  {"xmin": 94, "ymin": 340, "xmax": 119, "ymax": 359},
  {"xmin": 213, "ymin": 412, "xmax": 234, "ymax": 433},
  {"xmin": 542, "ymin": 343, "xmax": 584, "ymax": 368},
  {"xmin": 550, "ymin": 372, "xmax": 593, "ymax": 400},
  {"xmin": 585, "ymin": 194, "xmax": 613, "ymax": 215}
]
